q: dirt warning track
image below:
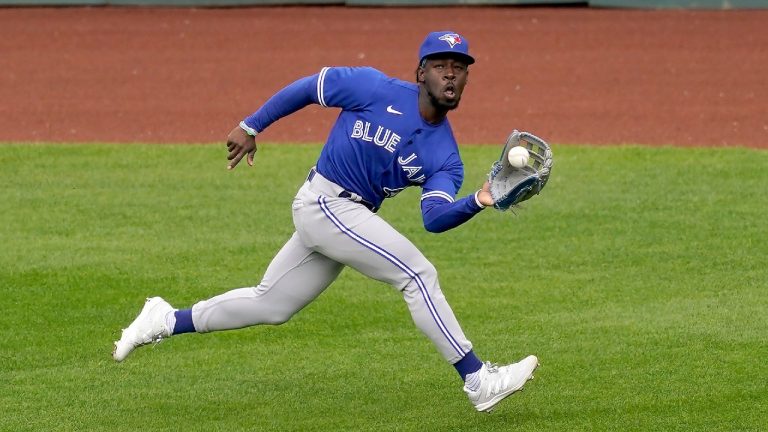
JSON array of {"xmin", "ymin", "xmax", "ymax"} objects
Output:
[{"xmin": 0, "ymin": 7, "xmax": 765, "ymax": 148}]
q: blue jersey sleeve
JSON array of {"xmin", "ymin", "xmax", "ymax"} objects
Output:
[
  {"xmin": 241, "ymin": 75, "xmax": 316, "ymax": 133},
  {"xmin": 316, "ymin": 66, "xmax": 384, "ymax": 110},
  {"xmin": 421, "ymin": 193, "xmax": 485, "ymax": 233},
  {"xmin": 241, "ymin": 66, "xmax": 386, "ymax": 133},
  {"xmin": 420, "ymin": 153, "xmax": 485, "ymax": 233}
]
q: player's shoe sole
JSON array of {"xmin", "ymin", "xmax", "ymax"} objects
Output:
[
  {"xmin": 112, "ymin": 296, "xmax": 174, "ymax": 362},
  {"xmin": 465, "ymin": 355, "xmax": 539, "ymax": 413}
]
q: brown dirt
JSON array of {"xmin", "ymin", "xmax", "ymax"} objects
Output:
[{"xmin": 1, "ymin": 6, "xmax": 766, "ymax": 148}]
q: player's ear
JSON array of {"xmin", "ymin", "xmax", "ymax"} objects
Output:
[{"xmin": 416, "ymin": 66, "xmax": 425, "ymax": 83}]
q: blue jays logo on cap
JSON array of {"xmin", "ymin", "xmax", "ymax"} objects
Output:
[
  {"xmin": 438, "ymin": 33, "xmax": 462, "ymax": 48},
  {"xmin": 438, "ymin": 33, "xmax": 461, "ymax": 48},
  {"xmin": 419, "ymin": 31, "xmax": 475, "ymax": 65}
]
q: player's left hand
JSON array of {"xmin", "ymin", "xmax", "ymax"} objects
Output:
[
  {"xmin": 226, "ymin": 126, "xmax": 257, "ymax": 170},
  {"xmin": 488, "ymin": 130, "xmax": 553, "ymax": 211}
]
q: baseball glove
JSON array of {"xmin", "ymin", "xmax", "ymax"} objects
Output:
[{"xmin": 488, "ymin": 130, "xmax": 553, "ymax": 211}]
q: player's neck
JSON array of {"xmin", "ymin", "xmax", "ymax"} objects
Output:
[{"xmin": 418, "ymin": 91, "xmax": 449, "ymax": 125}]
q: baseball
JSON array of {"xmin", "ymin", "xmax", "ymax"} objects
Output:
[{"xmin": 507, "ymin": 146, "xmax": 529, "ymax": 168}]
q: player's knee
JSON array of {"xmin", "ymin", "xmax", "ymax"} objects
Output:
[
  {"xmin": 422, "ymin": 262, "xmax": 438, "ymax": 282},
  {"xmin": 262, "ymin": 310, "xmax": 294, "ymax": 325},
  {"xmin": 399, "ymin": 261, "xmax": 438, "ymax": 292}
]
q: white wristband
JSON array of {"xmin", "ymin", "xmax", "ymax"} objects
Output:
[
  {"xmin": 474, "ymin": 191, "xmax": 487, "ymax": 208},
  {"xmin": 239, "ymin": 121, "xmax": 258, "ymax": 137}
]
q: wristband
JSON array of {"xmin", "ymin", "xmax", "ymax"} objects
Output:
[
  {"xmin": 474, "ymin": 191, "xmax": 487, "ymax": 209},
  {"xmin": 239, "ymin": 121, "xmax": 258, "ymax": 137}
]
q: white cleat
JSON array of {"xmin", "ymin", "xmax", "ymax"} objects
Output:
[
  {"xmin": 464, "ymin": 355, "xmax": 539, "ymax": 412},
  {"xmin": 112, "ymin": 297, "xmax": 174, "ymax": 362}
]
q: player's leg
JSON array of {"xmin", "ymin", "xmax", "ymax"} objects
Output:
[
  {"xmin": 113, "ymin": 232, "xmax": 343, "ymax": 361},
  {"xmin": 294, "ymin": 180, "xmax": 538, "ymax": 412},
  {"xmin": 295, "ymin": 193, "xmax": 471, "ymax": 363},
  {"xmin": 303, "ymin": 206, "xmax": 539, "ymax": 412},
  {"xmin": 190, "ymin": 232, "xmax": 344, "ymax": 331}
]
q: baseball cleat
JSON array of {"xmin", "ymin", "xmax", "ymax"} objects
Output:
[
  {"xmin": 464, "ymin": 355, "xmax": 539, "ymax": 412},
  {"xmin": 112, "ymin": 297, "xmax": 174, "ymax": 362}
]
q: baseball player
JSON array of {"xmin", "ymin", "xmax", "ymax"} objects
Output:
[{"xmin": 113, "ymin": 31, "xmax": 538, "ymax": 412}]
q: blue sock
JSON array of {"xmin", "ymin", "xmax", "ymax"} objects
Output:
[
  {"xmin": 454, "ymin": 350, "xmax": 483, "ymax": 381},
  {"xmin": 172, "ymin": 309, "xmax": 196, "ymax": 335}
]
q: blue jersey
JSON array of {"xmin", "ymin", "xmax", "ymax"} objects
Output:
[
  {"xmin": 313, "ymin": 67, "xmax": 462, "ymax": 208},
  {"xmin": 242, "ymin": 67, "xmax": 485, "ymax": 232}
]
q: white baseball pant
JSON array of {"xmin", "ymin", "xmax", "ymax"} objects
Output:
[{"xmin": 190, "ymin": 170, "xmax": 473, "ymax": 364}]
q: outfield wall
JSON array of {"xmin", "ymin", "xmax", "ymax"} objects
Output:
[{"xmin": 1, "ymin": 0, "xmax": 766, "ymax": 7}]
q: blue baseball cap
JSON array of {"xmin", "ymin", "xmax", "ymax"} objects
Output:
[{"xmin": 418, "ymin": 31, "xmax": 475, "ymax": 65}]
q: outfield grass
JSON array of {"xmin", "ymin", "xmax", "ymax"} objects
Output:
[{"xmin": 1, "ymin": 143, "xmax": 766, "ymax": 431}]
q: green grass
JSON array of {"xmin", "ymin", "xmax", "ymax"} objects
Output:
[{"xmin": 1, "ymin": 142, "xmax": 766, "ymax": 431}]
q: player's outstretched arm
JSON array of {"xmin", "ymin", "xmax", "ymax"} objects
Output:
[
  {"xmin": 421, "ymin": 183, "xmax": 493, "ymax": 233},
  {"xmin": 226, "ymin": 125, "xmax": 257, "ymax": 170}
]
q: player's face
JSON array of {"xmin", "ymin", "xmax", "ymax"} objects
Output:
[{"xmin": 418, "ymin": 57, "xmax": 469, "ymax": 111}]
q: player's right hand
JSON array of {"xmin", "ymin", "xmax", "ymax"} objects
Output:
[{"xmin": 226, "ymin": 126, "xmax": 257, "ymax": 170}]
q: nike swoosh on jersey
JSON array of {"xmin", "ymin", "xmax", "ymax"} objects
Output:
[{"xmin": 386, "ymin": 105, "xmax": 403, "ymax": 115}]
